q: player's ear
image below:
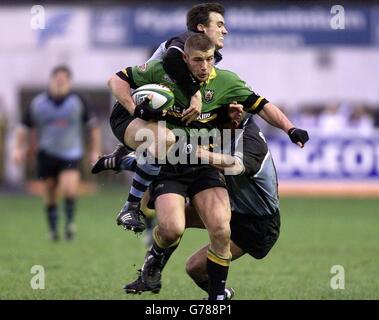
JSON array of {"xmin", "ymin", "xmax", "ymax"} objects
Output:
[
  {"xmin": 197, "ymin": 24, "xmax": 205, "ymax": 32},
  {"xmin": 182, "ymin": 52, "xmax": 189, "ymax": 63}
]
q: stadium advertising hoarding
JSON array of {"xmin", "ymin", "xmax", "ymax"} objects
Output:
[
  {"xmin": 1, "ymin": 5, "xmax": 378, "ymax": 49},
  {"xmin": 90, "ymin": 5, "xmax": 379, "ymax": 48},
  {"xmin": 270, "ymin": 136, "xmax": 379, "ymax": 180}
]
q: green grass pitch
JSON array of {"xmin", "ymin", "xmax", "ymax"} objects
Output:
[{"xmin": 0, "ymin": 190, "xmax": 378, "ymax": 300}]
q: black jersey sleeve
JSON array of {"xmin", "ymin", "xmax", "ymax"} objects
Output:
[
  {"xmin": 163, "ymin": 48, "xmax": 200, "ymax": 97},
  {"xmin": 234, "ymin": 116, "xmax": 268, "ymax": 175},
  {"xmin": 162, "ymin": 33, "xmax": 200, "ymax": 97}
]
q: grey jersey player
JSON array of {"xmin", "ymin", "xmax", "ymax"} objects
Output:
[{"xmin": 13, "ymin": 65, "xmax": 101, "ymax": 241}]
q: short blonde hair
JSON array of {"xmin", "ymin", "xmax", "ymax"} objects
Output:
[{"xmin": 184, "ymin": 34, "xmax": 215, "ymax": 54}]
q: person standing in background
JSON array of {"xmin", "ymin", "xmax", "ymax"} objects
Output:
[{"xmin": 13, "ymin": 65, "xmax": 101, "ymax": 241}]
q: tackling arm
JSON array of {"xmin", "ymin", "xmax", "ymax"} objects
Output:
[
  {"xmin": 163, "ymin": 47, "xmax": 200, "ymax": 97},
  {"xmin": 163, "ymin": 44, "xmax": 202, "ymax": 124},
  {"xmin": 196, "ymin": 147, "xmax": 245, "ymax": 175}
]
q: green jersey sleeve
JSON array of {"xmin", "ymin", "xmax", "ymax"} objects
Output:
[
  {"xmin": 117, "ymin": 61, "xmax": 161, "ymax": 89},
  {"xmin": 220, "ymin": 70, "xmax": 269, "ymax": 114}
]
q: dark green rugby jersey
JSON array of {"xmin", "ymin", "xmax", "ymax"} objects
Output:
[{"xmin": 121, "ymin": 60, "xmax": 268, "ymax": 135}]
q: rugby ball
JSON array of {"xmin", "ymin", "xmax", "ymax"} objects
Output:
[{"xmin": 132, "ymin": 84, "xmax": 174, "ymax": 110}]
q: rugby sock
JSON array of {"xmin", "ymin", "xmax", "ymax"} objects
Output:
[
  {"xmin": 64, "ymin": 198, "xmax": 75, "ymax": 225},
  {"xmin": 119, "ymin": 155, "xmax": 137, "ymax": 171},
  {"xmin": 160, "ymin": 243, "xmax": 180, "ymax": 271},
  {"xmin": 193, "ymin": 279, "xmax": 233, "ymax": 299},
  {"xmin": 123, "ymin": 161, "xmax": 161, "ymax": 210},
  {"xmin": 151, "ymin": 241, "xmax": 166, "ymax": 258},
  {"xmin": 150, "ymin": 226, "xmax": 167, "ymax": 256},
  {"xmin": 151, "ymin": 226, "xmax": 181, "ymax": 270},
  {"xmin": 46, "ymin": 204, "xmax": 58, "ymax": 234},
  {"xmin": 193, "ymin": 279, "xmax": 209, "ymax": 293},
  {"xmin": 206, "ymin": 249, "xmax": 231, "ymax": 300},
  {"xmin": 193, "ymin": 280, "xmax": 233, "ymax": 299},
  {"xmin": 144, "ymin": 236, "xmax": 166, "ymax": 268}
]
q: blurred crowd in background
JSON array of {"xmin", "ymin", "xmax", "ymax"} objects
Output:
[{"xmin": 259, "ymin": 101, "xmax": 379, "ymax": 139}]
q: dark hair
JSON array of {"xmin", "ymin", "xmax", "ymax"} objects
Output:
[
  {"xmin": 51, "ymin": 65, "xmax": 72, "ymax": 78},
  {"xmin": 184, "ymin": 34, "xmax": 215, "ymax": 53},
  {"xmin": 186, "ymin": 3, "xmax": 225, "ymax": 32}
]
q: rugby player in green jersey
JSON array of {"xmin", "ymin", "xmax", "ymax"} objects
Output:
[{"xmin": 107, "ymin": 34, "xmax": 264, "ymax": 299}]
